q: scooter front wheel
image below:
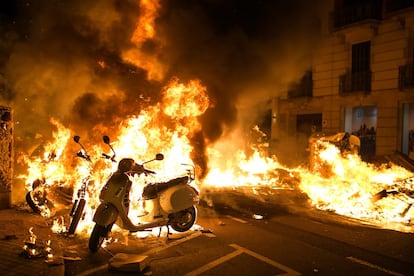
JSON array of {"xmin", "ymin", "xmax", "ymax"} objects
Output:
[
  {"xmin": 169, "ymin": 206, "xmax": 197, "ymax": 232},
  {"xmin": 68, "ymin": 199, "xmax": 86, "ymax": 235},
  {"xmin": 89, "ymin": 224, "xmax": 111, "ymax": 252}
]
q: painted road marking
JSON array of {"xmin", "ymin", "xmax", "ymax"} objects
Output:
[
  {"xmin": 226, "ymin": 215, "xmax": 247, "ymax": 224},
  {"xmin": 346, "ymin": 256, "xmax": 404, "ymax": 276},
  {"xmin": 78, "ymin": 231, "xmax": 202, "ymax": 276},
  {"xmin": 142, "ymin": 231, "xmax": 202, "ymax": 255},
  {"xmin": 184, "ymin": 243, "xmax": 301, "ymax": 276}
]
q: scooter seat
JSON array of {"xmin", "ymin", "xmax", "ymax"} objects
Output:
[{"xmin": 142, "ymin": 176, "xmax": 189, "ymax": 199}]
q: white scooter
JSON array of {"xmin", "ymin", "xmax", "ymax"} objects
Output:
[{"xmin": 88, "ymin": 135, "xmax": 199, "ymax": 252}]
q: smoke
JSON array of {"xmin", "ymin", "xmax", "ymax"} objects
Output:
[
  {"xmin": 0, "ymin": 0, "xmax": 322, "ymax": 161},
  {"xmin": 156, "ymin": 0, "xmax": 323, "ymax": 140},
  {"xmin": 0, "ymin": 0, "xmax": 160, "ymax": 147}
]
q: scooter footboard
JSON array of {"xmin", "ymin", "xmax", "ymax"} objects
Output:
[{"xmin": 93, "ymin": 203, "xmax": 119, "ymax": 227}]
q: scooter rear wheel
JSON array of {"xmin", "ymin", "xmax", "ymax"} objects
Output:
[
  {"xmin": 89, "ymin": 224, "xmax": 111, "ymax": 252},
  {"xmin": 68, "ymin": 199, "xmax": 86, "ymax": 235},
  {"xmin": 169, "ymin": 206, "xmax": 197, "ymax": 232}
]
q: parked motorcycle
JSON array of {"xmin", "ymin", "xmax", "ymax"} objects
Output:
[
  {"xmin": 88, "ymin": 135, "xmax": 199, "ymax": 252},
  {"xmin": 67, "ymin": 135, "xmax": 93, "ymax": 235}
]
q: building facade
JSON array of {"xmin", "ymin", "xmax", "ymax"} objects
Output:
[
  {"xmin": 271, "ymin": 0, "xmax": 414, "ymax": 164},
  {"xmin": 0, "ymin": 106, "xmax": 13, "ymax": 209}
]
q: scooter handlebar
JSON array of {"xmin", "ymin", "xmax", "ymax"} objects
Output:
[
  {"xmin": 76, "ymin": 151, "xmax": 91, "ymax": 162},
  {"xmin": 144, "ymin": 169, "xmax": 156, "ymax": 175},
  {"xmin": 101, "ymin": 153, "xmax": 116, "ymax": 162},
  {"xmin": 131, "ymin": 163, "xmax": 156, "ymax": 176}
]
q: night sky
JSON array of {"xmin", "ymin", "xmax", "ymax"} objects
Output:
[{"xmin": 0, "ymin": 0, "xmax": 323, "ymax": 151}]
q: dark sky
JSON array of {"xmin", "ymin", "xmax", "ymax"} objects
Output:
[{"xmin": 0, "ymin": 0, "xmax": 323, "ymax": 150}]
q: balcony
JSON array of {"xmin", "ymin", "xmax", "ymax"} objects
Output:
[
  {"xmin": 399, "ymin": 64, "xmax": 414, "ymax": 90},
  {"xmin": 339, "ymin": 71, "xmax": 371, "ymax": 94},
  {"xmin": 385, "ymin": 0, "xmax": 414, "ymax": 13},
  {"xmin": 332, "ymin": 1, "xmax": 382, "ymax": 30},
  {"xmin": 287, "ymin": 70, "xmax": 313, "ymax": 98}
]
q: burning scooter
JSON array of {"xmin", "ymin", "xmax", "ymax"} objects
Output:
[
  {"xmin": 25, "ymin": 151, "xmax": 68, "ymax": 217},
  {"xmin": 88, "ymin": 135, "xmax": 199, "ymax": 252}
]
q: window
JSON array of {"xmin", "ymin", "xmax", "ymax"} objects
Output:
[
  {"xmin": 339, "ymin": 41, "xmax": 372, "ymax": 93},
  {"xmin": 352, "ymin": 41, "xmax": 371, "ymax": 74}
]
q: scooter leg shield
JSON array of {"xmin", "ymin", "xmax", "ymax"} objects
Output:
[{"xmin": 93, "ymin": 203, "xmax": 119, "ymax": 227}]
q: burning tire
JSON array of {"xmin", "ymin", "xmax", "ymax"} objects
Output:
[
  {"xmin": 25, "ymin": 191, "xmax": 41, "ymax": 214},
  {"xmin": 89, "ymin": 224, "xmax": 111, "ymax": 252},
  {"xmin": 169, "ymin": 206, "xmax": 197, "ymax": 232},
  {"xmin": 68, "ymin": 199, "xmax": 86, "ymax": 235},
  {"xmin": 25, "ymin": 188, "xmax": 54, "ymax": 215}
]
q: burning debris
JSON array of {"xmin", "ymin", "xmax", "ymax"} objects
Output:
[
  {"xmin": 21, "ymin": 227, "xmax": 55, "ymax": 262},
  {"xmin": 19, "ymin": 113, "xmax": 414, "ymax": 237},
  {"xmin": 2, "ymin": 0, "xmax": 411, "ymax": 242}
]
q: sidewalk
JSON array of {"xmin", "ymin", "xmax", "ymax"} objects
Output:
[{"xmin": 0, "ymin": 206, "xmax": 64, "ymax": 276}]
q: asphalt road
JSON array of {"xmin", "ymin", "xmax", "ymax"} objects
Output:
[{"xmin": 60, "ymin": 198, "xmax": 414, "ymax": 276}]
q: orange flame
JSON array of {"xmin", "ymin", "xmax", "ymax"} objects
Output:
[
  {"xmin": 123, "ymin": 0, "xmax": 164, "ymax": 80},
  {"xmin": 132, "ymin": 0, "xmax": 160, "ymax": 44},
  {"xmin": 19, "ymin": 79, "xmax": 414, "ymax": 236},
  {"xmin": 20, "ymin": 78, "xmax": 207, "ymax": 235}
]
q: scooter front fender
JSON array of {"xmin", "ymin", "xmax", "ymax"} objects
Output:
[{"xmin": 93, "ymin": 202, "xmax": 119, "ymax": 227}]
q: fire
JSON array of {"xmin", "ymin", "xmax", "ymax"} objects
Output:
[
  {"xmin": 22, "ymin": 227, "xmax": 55, "ymax": 260},
  {"xmin": 123, "ymin": 0, "xmax": 165, "ymax": 80},
  {"xmin": 132, "ymin": 0, "xmax": 160, "ymax": 43},
  {"xmin": 202, "ymin": 132, "xmax": 413, "ymax": 232},
  {"xmin": 4, "ymin": 5, "xmax": 413, "ymax": 259},
  {"xmin": 51, "ymin": 216, "xmax": 67, "ymax": 234},
  {"xmin": 19, "ymin": 79, "xmax": 413, "ymax": 235},
  {"xmin": 20, "ymin": 78, "xmax": 208, "ymax": 236},
  {"xmin": 307, "ymin": 142, "xmax": 413, "ymax": 224},
  {"xmin": 162, "ymin": 78, "xmax": 209, "ymax": 120},
  {"xmin": 21, "ymin": 118, "xmax": 71, "ymax": 190}
]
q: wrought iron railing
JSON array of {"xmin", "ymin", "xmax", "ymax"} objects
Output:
[
  {"xmin": 332, "ymin": 0, "xmax": 382, "ymax": 29},
  {"xmin": 339, "ymin": 71, "xmax": 371, "ymax": 94},
  {"xmin": 386, "ymin": 0, "xmax": 414, "ymax": 13}
]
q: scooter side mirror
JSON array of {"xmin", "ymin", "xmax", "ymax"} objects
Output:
[
  {"xmin": 74, "ymin": 135, "xmax": 80, "ymax": 143},
  {"xmin": 103, "ymin": 135, "xmax": 110, "ymax": 145},
  {"xmin": 155, "ymin": 153, "xmax": 164, "ymax": 161}
]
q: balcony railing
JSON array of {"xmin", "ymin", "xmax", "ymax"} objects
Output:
[
  {"xmin": 287, "ymin": 70, "xmax": 313, "ymax": 98},
  {"xmin": 385, "ymin": 0, "xmax": 414, "ymax": 13},
  {"xmin": 399, "ymin": 64, "xmax": 414, "ymax": 90},
  {"xmin": 332, "ymin": 0, "xmax": 382, "ymax": 29},
  {"xmin": 339, "ymin": 71, "xmax": 371, "ymax": 94}
]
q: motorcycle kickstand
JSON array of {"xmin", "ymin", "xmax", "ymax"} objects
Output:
[
  {"xmin": 165, "ymin": 225, "xmax": 172, "ymax": 239},
  {"xmin": 157, "ymin": 225, "xmax": 171, "ymax": 238}
]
